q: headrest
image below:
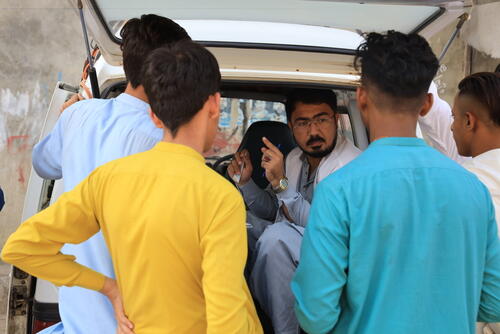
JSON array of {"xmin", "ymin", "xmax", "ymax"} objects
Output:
[{"xmin": 237, "ymin": 121, "xmax": 296, "ymax": 189}]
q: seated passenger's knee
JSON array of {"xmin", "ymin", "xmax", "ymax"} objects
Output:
[{"xmin": 256, "ymin": 222, "xmax": 302, "ymax": 261}]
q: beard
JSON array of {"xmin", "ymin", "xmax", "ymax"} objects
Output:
[{"xmin": 298, "ymin": 135, "xmax": 337, "ymax": 158}]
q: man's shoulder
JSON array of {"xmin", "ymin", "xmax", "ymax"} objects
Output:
[{"xmin": 65, "ymin": 97, "xmax": 112, "ymax": 114}]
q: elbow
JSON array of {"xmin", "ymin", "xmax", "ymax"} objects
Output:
[
  {"xmin": 1, "ymin": 242, "xmax": 17, "ymax": 265},
  {"xmin": 1, "ymin": 238, "xmax": 27, "ymax": 267},
  {"xmin": 478, "ymin": 306, "xmax": 500, "ymax": 323},
  {"xmin": 295, "ymin": 303, "xmax": 337, "ymax": 334},
  {"xmin": 32, "ymin": 156, "xmax": 61, "ymax": 180}
]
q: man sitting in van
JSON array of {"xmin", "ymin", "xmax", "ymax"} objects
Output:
[
  {"xmin": 2, "ymin": 40, "xmax": 263, "ymax": 334},
  {"xmin": 29, "ymin": 15, "xmax": 190, "ymax": 334},
  {"xmin": 228, "ymin": 89, "xmax": 361, "ymax": 334}
]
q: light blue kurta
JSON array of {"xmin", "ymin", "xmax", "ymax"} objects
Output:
[
  {"xmin": 32, "ymin": 93, "xmax": 162, "ymax": 334},
  {"xmin": 292, "ymin": 137, "xmax": 500, "ymax": 334}
]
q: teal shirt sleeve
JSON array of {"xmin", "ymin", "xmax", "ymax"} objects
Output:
[
  {"xmin": 478, "ymin": 192, "xmax": 500, "ymax": 323},
  {"xmin": 291, "ymin": 181, "xmax": 349, "ymax": 334}
]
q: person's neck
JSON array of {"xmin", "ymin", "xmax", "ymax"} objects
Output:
[
  {"xmin": 306, "ymin": 156, "xmax": 322, "ymax": 174},
  {"xmin": 161, "ymin": 114, "xmax": 208, "ymax": 155},
  {"xmin": 368, "ymin": 109, "xmax": 418, "ymax": 142},
  {"xmin": 124, "ymin": 83, "xmax": 148, "ymax": 103},
  {"xmin": 471, "ymin": 129, "xmax": 500, "ymax": 157}
]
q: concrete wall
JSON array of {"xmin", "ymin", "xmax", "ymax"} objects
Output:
[
  {"xmin": 0, "ymin": 1, "xmax": 85, "ymax": 332},
  {"xmin": 0, "ymin": 1, "xmax": 499, "ymax": 334}
]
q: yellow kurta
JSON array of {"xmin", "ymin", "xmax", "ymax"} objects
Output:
[{"xmin": 2, "ymin": 142, "xmax": 263, "ymax": 334}]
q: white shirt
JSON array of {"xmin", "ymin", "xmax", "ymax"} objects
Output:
[{"xmin": 463, "ymin": 149, "xmax": 500, "ymax": 235}]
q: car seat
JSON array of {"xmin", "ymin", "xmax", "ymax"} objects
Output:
[{"xmin": 236, "ymin": 121, "xmax": 296, "ymax": 189}]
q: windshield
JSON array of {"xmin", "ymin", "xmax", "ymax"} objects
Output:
[{"xmin": 205, "ymin": 98, "xmax": 286, "ymax": 158}]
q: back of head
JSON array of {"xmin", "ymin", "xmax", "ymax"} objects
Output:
[
  {"xmin": 285, "ymin": 88, "xmax": 337, "ymax": 121},
  {"xmin": 142, "ymin": 40, "xmax": 221, "ymax": 136},
  {"xmin": 121, "ymin": 14, "xmax": 191, "ymax": 88},
  {"xmin": 458, "ymin": 72, "xmax": 500, "ymax": 127},
  {"xmin": 354, "ymin": 31, "xmax": 439, "ymax": 112}
]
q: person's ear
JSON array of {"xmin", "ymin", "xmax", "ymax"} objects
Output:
[
  {"xmin": 419, "ymin": 93, "xmax": 433, "ymax": 117},
  {"xmin": 356, "ymin": 86, "xmax": 369, "ymax": 117},
  {"xmin": 356, "ymin": 86, "xmax": 367, "ymax": 111},
  {"xmin": 464, "ymin": 111, "xmax": 478, "ymax": 132},
  {"xmin": 148, "ymin": 109, "xmax": 164, "ymax": 129},
  {"xmin": 208, "ymin": 93, "xmax": 221, "ymax": 120}
]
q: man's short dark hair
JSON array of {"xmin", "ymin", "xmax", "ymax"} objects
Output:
[
  {"xmin": 142, "ymin": 41, "xmax": 221, "ymax": 137},
  {"xmin": 285, "ymin": 89, "xmax": 337, "ymax": 121},
  {"xmin": 121, "ymin": 14, "xmax": 191, "ymax": 88},
  {"xmin": 354, "ymin": 31, "xmax": 439, "ymax": 104},
  {"xmin": 458, "ymin": 72, "xmax": 500, "ymax": 126}
]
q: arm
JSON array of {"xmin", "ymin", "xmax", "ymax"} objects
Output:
[
  {"xmin": 201, "ymin": 192, "xmax": 261, "ymax": 334},
  {"xmin": 1, "ymin": 172, "xmax": 135, "ymax": 333},
  {"xmin": 477, "ymin": 195, "xmax": 500, "ymax": 323},
  {"xmin": 291, "ymin": 182, "xmax": 348, "ymax": 334},
  {"xmin": 1, "ymin": 174, "xmax": 105, "ymax": 291},
  {"xmin": 275, "ymin": 187, "xmax": 311, "ymax": 227},
  {"xmin": 32, "ymin": 103, "xmax": 77, "ymax": 179},
  {"xmin": 238, "ymin": 180, "xmax": 278, "ymax": 220},
  {"xmin": 228, "ymin": 149, "xmax": 279, "ymax": 220}
]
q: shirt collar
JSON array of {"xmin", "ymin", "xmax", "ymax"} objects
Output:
[
  {"xmin": 153, "ymin": 142, "xmax": 205, "ymax": 164},
  {"xmin": 116, "ymin": 93, "xmax": 150, "ymax": 111},
  {"xmin": 369, "ymin": 137, "xmax": 427, "ymax": 148},
  {"xmin": 473, "ymin": 148, "xmax": 500, "ymax": 162}
]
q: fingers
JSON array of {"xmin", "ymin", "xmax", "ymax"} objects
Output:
[
  {"xmin": 262, "ymin": 137, "xmax": 280, "ymax": 154},
  {"xmin": 60, "ymin": 93, "xmax": 83, "ymax": 113},
  {"xmin": 117, "ymin": 320, "xmax": 135, "ymax": 334},
  {"xmin": 117, "ymin": 316, "xmax": 134, "ymax": 334},
  {"xmin": 261, "ymin": 147, "xmax": 279, "ymax": 162},
  {"xmin": 240, "ymin": 149, "xmax": 251, "ymax": 165},
  {"xmin": 227, "ymin": 163, "xmax": 235, "ymax": 177},
  {"xmin": 234, "ymin": 152, "xmax": 243, "ymax": 165}
]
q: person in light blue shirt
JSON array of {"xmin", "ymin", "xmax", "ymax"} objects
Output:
[
  {"xmin": 292, "ymin": 31, "xmax": 500, "ymax": 334},
  {"xmin": 32, "ymin": 15, "xmax": 190, "ymax": 334}
]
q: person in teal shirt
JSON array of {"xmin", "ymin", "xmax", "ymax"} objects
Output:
[{"xmin": 291, "ymin": 31, "xmax": 500, "ymax": 334}]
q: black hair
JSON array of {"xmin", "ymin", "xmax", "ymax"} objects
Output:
[
  {"xmin": 495, "ymin": 64, "xmax": 500, "ymax": 73},
  {"xmin": 285, "ymin": 89, "xmax": 337, "ymax": 121},
  {"xmin": 120, "ymin": 14, "xmax": 191, "ymax": 88},
  {"xmin": 458, "ymin": 72, "xmax": 500, "ymax": 126},
  {"xmin": 142, "ymin": 40, "xmax": 221, "ymax": 137},
  {"xmin": 354, "ymin": 31, "xmax": 439, "ymax": 105}
]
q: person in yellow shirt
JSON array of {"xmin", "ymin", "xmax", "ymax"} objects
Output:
[{"xmin": 1, "ymin": 40, "xmax": 263, "ymax": 334}]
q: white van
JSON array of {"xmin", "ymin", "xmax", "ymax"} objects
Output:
[{"xmin": 5, "ymin": 1, "xmax": 469, "ymax": 333}]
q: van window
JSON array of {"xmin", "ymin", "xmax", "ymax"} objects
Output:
[{"xmin": 205, "ymin": 98, "xmax": 286, "ymax": 158}]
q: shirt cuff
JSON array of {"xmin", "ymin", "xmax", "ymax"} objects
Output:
[
  {"xmin": 276, "ymin": 183, "xmax": 298, "ymax": 201},
  {"xmin": 75, "ymin": 267, "xmax": 107, "ymax": 291},
  {"xmin": 238, "ymin": 179, "xmax": 262, "ymax": 197}
]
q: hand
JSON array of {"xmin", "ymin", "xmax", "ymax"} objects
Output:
[
  {"xmin": 261, "ymin": 137, "xmax": 285, "ymax": 188},
  {"xmin": 227, "ymin": 149, "xmax": 253, "ymax": 186},
  {"xmin": 60, "ymin": 93, "xmax": 84, "ymax": 113},
  {"xmin": 99, "ymin": 278, "xmax": 135, "ymax": 334}
]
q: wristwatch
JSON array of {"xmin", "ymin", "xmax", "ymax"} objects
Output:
[{"xmin": 273, "ymin": 177, "xmax": 289, "ymax": 193}]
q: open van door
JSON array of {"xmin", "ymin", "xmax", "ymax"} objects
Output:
[
  {"xmin": 6, "ymin": 83, "xmax": 73, "ymax": 334},
  {"xmin": 81, "ymin": 0, "xmax": 468, "ymax": 66}
]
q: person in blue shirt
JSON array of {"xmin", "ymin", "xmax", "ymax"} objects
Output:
[
  {"xmin": 32, "ymin": 15, "xmax": 190, "ymax": 334},
  {"xmin": 291, "ymin": 31, "xmax": 500, "ymax": 334}
]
